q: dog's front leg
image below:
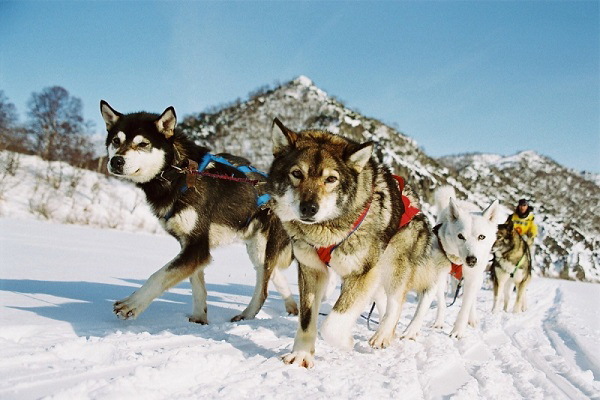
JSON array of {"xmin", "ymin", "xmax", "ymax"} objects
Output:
[
  {"xmin": 492, "ymin": 270, "xmax": 507, "ymax": 313},
  {"xmin": 114, "ymin": 240, "xmax": 209, "ymax": 321},
  {"xmin": 432, "ymin": 271, "xmax": 448, "ymax": 329},
  {"xmin": 450, "ymin": 270, "xmax": 483, "ymax": 338},
  {"xmin": 189, "ymin": 267, "xmax": 209, "ymax": 324},
  {"xmin": 322, "ymin": 267, "xmax": 379, "ymax": 350},
  {"xmin": 282, "ymin": 263, "xmax": 328, "ymax": 368},
  {"xmin": 402, "ymin": 287, "xmax": 435, "ymax": 340},
  {"xmin": 513, "ymin": 280, "xmax": 527, "ymax": 313},
  {"xmin": 503, "ymin": 279, "xmax": 513, "ymax": 312}
]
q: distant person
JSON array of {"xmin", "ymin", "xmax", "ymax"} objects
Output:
[{"xmin": 508, "ymin": 198, "xmax": 538, "ymax": 258}]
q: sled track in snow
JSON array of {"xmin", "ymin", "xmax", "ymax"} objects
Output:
[{"xmin": 502, "ymin": 285, "xmax": 600, "ymax": 399}]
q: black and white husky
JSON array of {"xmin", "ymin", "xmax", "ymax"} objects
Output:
[{"xmin": 100, "ymin": 101, "xmax": 297, "ymax": 323}]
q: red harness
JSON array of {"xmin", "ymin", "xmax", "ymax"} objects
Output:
[{"xmin": 316, "ymin": 175, "xmax": 420, "ymax": 267}]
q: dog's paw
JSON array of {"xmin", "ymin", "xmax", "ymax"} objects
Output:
[
  {"xmin": 400, "ymin": 327, "xmax": 420, "ymax": 341},
  {"xmin": 114, "ymin": 296, "xmax": 145, "ymax": 320},
  {"xmin": 449, "ymin": 326, "xmax": 466, "ymax": 339},
  {"xmin": 282, "ymin": 351, "xmax": 314, "ymax": 368},
  {"xmin": 285, "ymin": 298, "xmax": 299, "ymax": 316},
  {"xmin": 230, "ymin": 313, "xmax": 250, "ymax": 323},
  {"xmin": 189, "ymin": 315, "xmax": 209, "ymax": 324},
  {"xmin": 368, "ymin": 331, "xmax": 394, "ymax": 349},
  {"xmin": 432, "ymin": 320, "xmax": 445, "ymax": 330},
  {"xmin": 468, "ymin": 316, "xmax": 479, "ymax": 328}
]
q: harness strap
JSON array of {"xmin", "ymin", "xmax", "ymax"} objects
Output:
[
  {"xmin": 163, "ymin": 153, "xmax": 270, "ymax": 220},
  {"xmin": 316, "ymin": 199, "xmax": 372, "ymax": 266},
  {"xmin": 315, "ymin": 175, "xmax": 421, "ymax": 267},
  {"xmin": 392, "ymin": 175, "xmax": 421, "ymax": 228}
]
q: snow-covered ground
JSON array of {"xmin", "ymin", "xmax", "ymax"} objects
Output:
[{"xmin": 1, "ymin": 218, "xmax": 599, "ymax": 399}]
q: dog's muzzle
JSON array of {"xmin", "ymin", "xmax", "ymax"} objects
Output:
[
  {"xmin": 109, "ymin": 156, "xmax": 125, "ymax": 175},
  {"xmin": 299, "ymin": 201, "xmax": 319, "ymax": 222},
  {"xmin": 466, "ymin": 255, "xmax": 477, "ymax": 267}
]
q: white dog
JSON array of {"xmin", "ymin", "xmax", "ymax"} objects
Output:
[{"xmin": 402, "ymin": 186, "xmax": 500, "ymax": 339}]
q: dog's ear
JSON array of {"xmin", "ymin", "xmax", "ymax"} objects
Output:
[
  {"xmin": 505, "ymin": 219, "xmax": 514, "ymax": 231},
  {"xmin": 345, "ymin": 141, "xmax": 373, "ymax": 173},
  {"xmin": 448, "ymin": 198, "xmax": 462, "ymax": 222},
  {"xmin": 155, "ymin": 107, "xmax": 177, "ymax": 139},
  {"xmin": 482, "ymin": 199, "xmax": 500, "ymax": 223},
  {"xmin": 100, "ymin": 100, "xmax": 122, "ymax": 131},
  {"xmin": 272, "ymin": 118, "xmax": 298, "ymax": 156}
]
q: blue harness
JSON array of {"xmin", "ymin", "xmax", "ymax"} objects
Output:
[{"xmin": 164, "ymin": 153, "xmax": 271, "ymax": 220}]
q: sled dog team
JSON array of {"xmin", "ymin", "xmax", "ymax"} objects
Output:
[{"xmin": 101, "ymin": 101, "xmax": 533, "ymax": 368}]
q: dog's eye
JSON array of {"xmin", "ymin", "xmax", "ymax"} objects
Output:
[
  {"xmin": 290, "ymin": 170, "xmax": 303, "ymax": 180},
  {"xmin": 478, "ymin": 235, "xmax": 486, "ymax": 240},
  {"xmin": 458, "ymin": 234, "xmax": 466, "ymax": 240},
  {"xmin": 111, "ymin": 137, "xmax": 120, "ymax": 146},
  {"xmin": 325, "ymin": 176, "xmax": 338, "ymax": 184},
  {"xmin": 137, "ymin": 142, "xmax": 149, "ymax": 149}
]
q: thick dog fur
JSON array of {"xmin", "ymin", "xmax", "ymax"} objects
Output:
[
  {"xmin": 401, "ymin": 185, "xmax": 500, "ymax": 340},
  {"xmin": 491, "ymin": 221, "xmax": 533, "ymax": 313},
  {"xmin": 100, "ymin": 101, "xmax": 297, "ymax": 323},
  {"xmin": 267, "ymin": 119, "xmax": 432, "ymax": 368}
]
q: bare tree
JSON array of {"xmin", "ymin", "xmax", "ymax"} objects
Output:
[
  {"xmin": 26, "ymin": 86, "xmax": 94, "ymax": 166},
  {"xmin": 0, "ymin": 90, "xmax": 28, "ymax": 152}
]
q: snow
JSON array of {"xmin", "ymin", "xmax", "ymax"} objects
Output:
[{"xmin": 2, "ymin": 218, "xmax": 599, "ymax": 399}]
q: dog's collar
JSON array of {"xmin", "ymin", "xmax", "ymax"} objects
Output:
[{"xmin": 433, "ymin": 223, "xmax": 463, "ymax": 280}]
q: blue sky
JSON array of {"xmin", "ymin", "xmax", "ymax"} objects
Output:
[{"xmin": 1, "ymin": 1, "xmax": 598, "ymax": 172}]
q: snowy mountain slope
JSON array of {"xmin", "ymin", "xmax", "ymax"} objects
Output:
[
  {"xmin": 179, "ymin": 76, "xmax": 457, "ymax": 203},
  {"xmin": 1, "ymin": 218, "xmax": 599, "ymax": 399},
  {"xmin": 179, "ymin": 76, "xmax": 600, "ymax": 282}
]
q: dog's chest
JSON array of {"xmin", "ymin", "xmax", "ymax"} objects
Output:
[
  {"xmin": 160, "ymin": 207, "xmax": 198, "ymax": 239},
  {"xmin": 292, "ymin": 238, "xmax": 369, "ymax": 277}
]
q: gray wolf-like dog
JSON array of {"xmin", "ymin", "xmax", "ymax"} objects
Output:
[
  {"xmin": 491, "ymin": 220, "xmax": 533, "ymax": 313},
  {"xmin": 267, "ymin": 119, "xmax": 431, "ymax": 368}
]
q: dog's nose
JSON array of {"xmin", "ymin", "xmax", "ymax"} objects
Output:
[
  {"xmin": 466, "ymin": 256, "xmax": 477, "ymax": 267},
  {"xmin": 299, "ymin": 201, "xmax": 319, "ymax": 219},
  {"xmin": 110, "ymin": 156, "xmax": 125, "ymax": 173}
]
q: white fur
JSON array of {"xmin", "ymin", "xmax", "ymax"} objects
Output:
[
  {"xmin": 166, "ymin": 207, "xmax": 198, "ymax": 237},
  {"xmin": 271, "ymin": 190, "xmax": 301, "ymax": 222},
  {"xmin": 311, "ymin": 192, "xmax": 340, "ymax": 223},
  {"xmin": 114, "ymin": 264, "xmax": 171, "ymax": 319},
  {"xmin": 208, "ymin": 223, "xmax": 239, "ymax": 247},
  {"xmin": 273, "ymin": 188, "xmax": 340, "ymax": 224},
  {"xmin": 320, "ymin": 310, "xmax": 357, "ymax": 350}
]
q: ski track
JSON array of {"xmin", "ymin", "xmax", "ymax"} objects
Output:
[{"xmin": 1, "ymin": 219, "xmax": 599, "ymax": 399}]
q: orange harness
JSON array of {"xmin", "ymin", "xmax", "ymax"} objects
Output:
[{"xmin": 316, "ymin": 175, "xmax": 420, "ymax": 267}]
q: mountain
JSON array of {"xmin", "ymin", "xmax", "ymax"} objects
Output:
[{"xmin": 178, "ymin": 76, "xmax": 600, "ymax": 282}]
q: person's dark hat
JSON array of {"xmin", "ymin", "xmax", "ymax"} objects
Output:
[{"xmin": 518, "ymin": 199, "xmax": 528, "ymax": 206}]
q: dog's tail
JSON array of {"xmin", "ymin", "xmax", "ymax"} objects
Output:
[{"xmin": 433, "ymin": 185, "xmax": 456, "ymax": 215}]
